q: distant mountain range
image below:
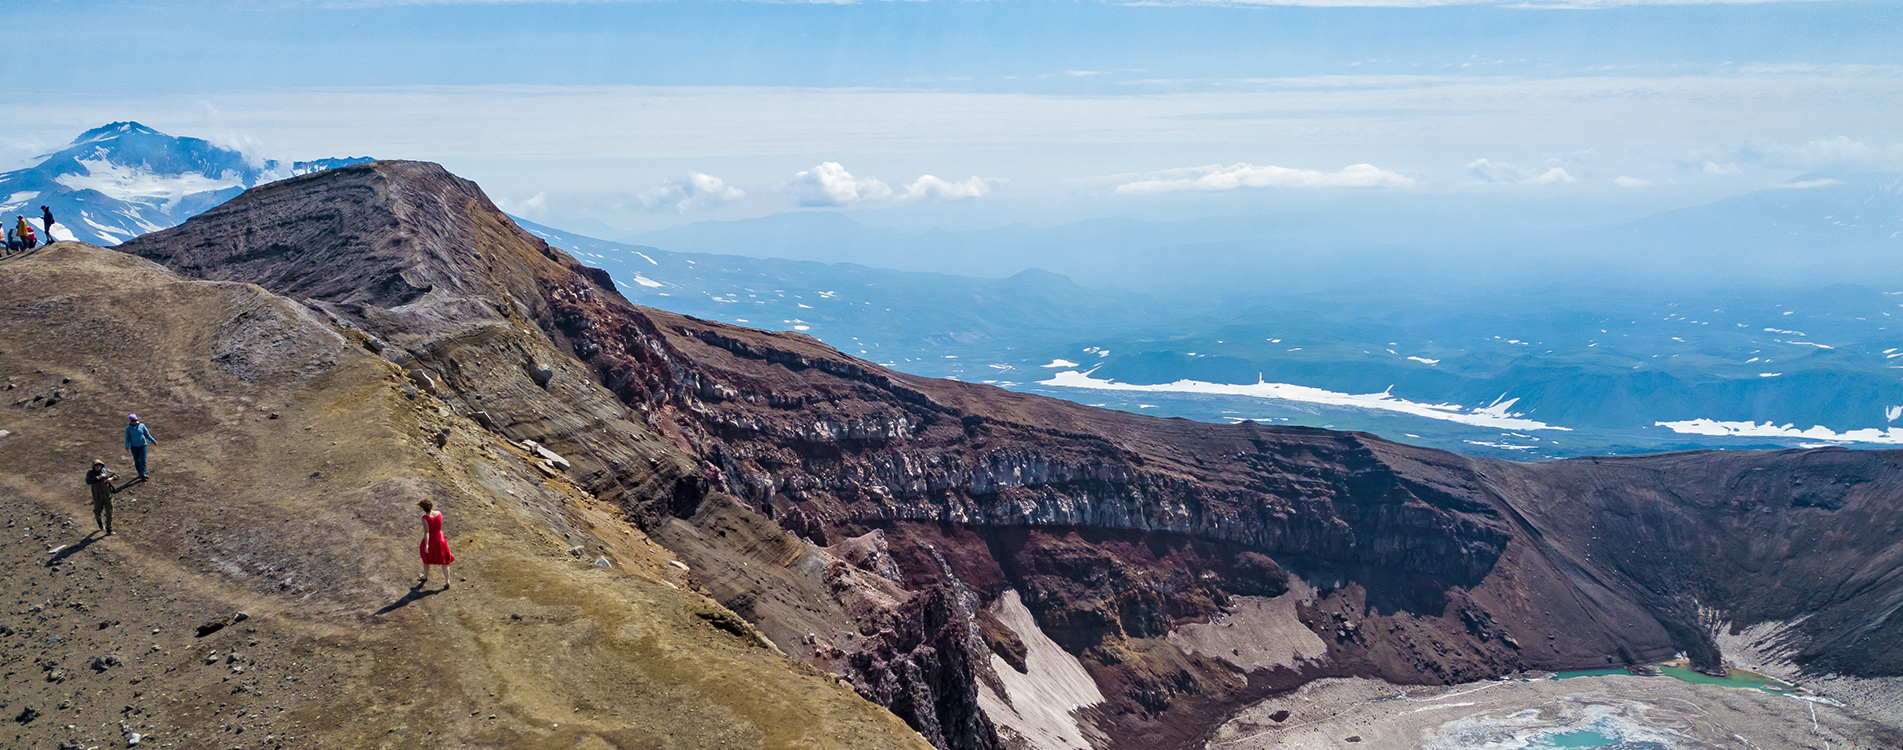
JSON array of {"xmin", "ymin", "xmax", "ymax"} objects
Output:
[
  {"xmin": 528, "ymin": 181, "xmax": 1903, "ymax": 458},
  {"xmin": 13, "ymin": 121, "xmax": 1903, "ymax": 457},
  {"xmin": 0, "ymin": 122, "xmax": 369, "ymax": 245},
  {"xmin": 626, "ymin": 174, "xmax": 1903, "ymax": 296}
]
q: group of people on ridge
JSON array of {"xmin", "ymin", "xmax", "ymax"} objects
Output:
[
  {"xmin": 6, "ymin": 206, "xmax": 56, "ymax": 253},
  {"xmin": 77, "ymin": 412, "xmax": 455, "ymax": 589}
]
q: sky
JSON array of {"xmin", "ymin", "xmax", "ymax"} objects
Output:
[{"xmin": 3, "ymin": 0, "xmax": 1900, "ymax": 236}]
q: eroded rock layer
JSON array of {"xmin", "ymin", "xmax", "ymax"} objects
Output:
[{"xmin": 121, "ymin": 161, "xmax": 1903, "ymax": 750}]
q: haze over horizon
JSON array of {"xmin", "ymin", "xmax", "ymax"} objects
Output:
[{"xmin": 4, "ymin": 0, "xmax": 1900, "ymax": 243}]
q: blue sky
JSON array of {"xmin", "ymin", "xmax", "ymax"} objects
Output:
[{"xmin": 5, "ymin": 0, "xmax": 1900, "ymax": 234}]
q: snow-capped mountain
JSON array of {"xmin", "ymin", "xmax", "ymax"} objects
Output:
[{"xmin": 0, "ymin": 122, "xmax": 370, "ymax": 246}]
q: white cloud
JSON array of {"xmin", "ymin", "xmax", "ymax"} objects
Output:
[
  {"xmin": 1702, "ymin": 161, "xmax": 1742, "ymax": 175},
  {"xmin": 636, "ymin": 172, "xmax": 745, "ymax": 213},
  {"xmin": 788, "ymin": 163, "xmax": 993, "ymax": 205},
  {"xmin": 789, "ymin": 162, "xmax": 892, "ymax": 206},
  {"xmin": 1466, "ymin": 158, "xmax": 1576, "ymax": 185},
  {"xmin": 496, "ymin": 191, "xmax": 550, "ymax": 220},
  {"xmin": 1613, "ymin": 175, "xmax": 1652, "ymax": 188},
  {"xmin": 1114, "ymin": 162, "xmax": 1413, "ymax": 194},
  {"xmin": 1777, "ymin": 178, "xmax": 1843, "ymax": 190},
  {"xmin": 904, "ymin": 175, "xmax": 991, "ymax": 200}
]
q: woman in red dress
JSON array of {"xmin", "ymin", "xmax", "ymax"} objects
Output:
[{"xmin": 417, "ymin": 499, "xmax": 454, "ymax": 589}]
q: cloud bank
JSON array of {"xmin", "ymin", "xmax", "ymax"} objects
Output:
[
  {"xmin": 790, "ymin": 162, "xmax": 992, "ymax": 206},
  {"xmin": 1466, "ymin": 158, "xmax": 1576, "ymax": 185},
  {"xmin": 637, "ymin": 172, "xmax": 745, "ymax": 213},
  {"xmin": 1114, "ymin": 162, "xmax": 1413, "ymax": 194}
]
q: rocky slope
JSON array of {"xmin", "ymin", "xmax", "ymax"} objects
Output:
[
  {"xmin": 105, "ymin": 161, "xmax": 1903, "ymax": 749},
  {"xmin": 0, "ymin": 243, "xmax": 933, "ymax": 749}
]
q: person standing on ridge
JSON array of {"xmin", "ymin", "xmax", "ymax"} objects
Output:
[
  {"xmin": 15, "ymin": 216, "xmax": 35, "ymax": 249},
  {"xmin": 40, "ymin": 206, "xmax": 55, "ymax": 243},
  {"xmin": 124, "ymin": 414, "xmax": 157, "ymax": 479},
  {"xmin": 417, "ymin": 499, "xmax": 454, "ymax": 589},
  {"xmin": 4, "ymin": 222, "xmax": 16, "ymax": 254},
  {"xmin": 86, "ymin": 460, "xmax": 117, "ymax": 535}
]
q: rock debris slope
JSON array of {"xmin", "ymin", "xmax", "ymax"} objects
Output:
[{"xmin": 102, "ymin": 161, "xmax": 1903, "ymax": 749}]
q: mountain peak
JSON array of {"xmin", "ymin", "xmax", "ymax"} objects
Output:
[
  {"xmin": 0, "ymin": 122, "xmax": 371, "ymax": 246},
  {"xmin": 71, "ymin": 121, "xmax": 164, "ymax": 145}
]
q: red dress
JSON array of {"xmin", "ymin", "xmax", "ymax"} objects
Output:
[{"xmin": 419, "ymin": 512, "xmax": 455, "ymax": 565}]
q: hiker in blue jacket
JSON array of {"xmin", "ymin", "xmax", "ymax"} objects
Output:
[{"xmin": 125, "ymin": 414, "xmax": 157, "ymax": 479}]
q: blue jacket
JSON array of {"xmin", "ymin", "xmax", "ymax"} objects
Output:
[{"xmin": 125, "ymin": 423, "xmax": 155, "ymax": 449}]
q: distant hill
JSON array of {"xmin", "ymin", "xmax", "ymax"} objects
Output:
[{"xmin": 0, "ymin": 121, "xmax": 369, "ymax": 245}]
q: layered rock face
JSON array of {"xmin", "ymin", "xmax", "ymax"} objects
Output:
[{"xmin": 121, "ymin": 162, "xmax": 1903, "ymax": 750}]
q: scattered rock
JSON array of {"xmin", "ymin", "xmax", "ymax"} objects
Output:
[
  {"xmin": 1269, "ymin": 709, "xmax": 1290, "ymax": 723},
  {"xmin": 520, "ymin": 440, "xmax": 571, "ymax": 471},
  {"xmin": 90, "ymin": 655, "xmax": 121, "ymax": 672},
  {"xmin": 568, "ymin": 545, "xmax": 586, "ymax": 558},
  {"xmin": 195, "ymin": 612, "xmax": 245, "ymax": 637},
  {"xmin": 127, "ymin": 732, "xmax": 144, "ymax": 745},
  {"xmin": 529, "ymin": 362, "xmax": 554, "ymax": 388},
  {"xmin": 593, "ymin": 556, "xmax": 612, "ymax": 568},
  {"xmin": 470, "ymin": 410, "xmax": 494, "ymax": 429},
  {"xmin": 14, "ymin": 706, "xmax": 39, "ymax": 724},
  {"xmin": 407, "ymin": 369, "xmax": 437, "ymax": 394},
  {"xmin": 363, "ymin": 336, "xmax": 385, "ymax": 353}
]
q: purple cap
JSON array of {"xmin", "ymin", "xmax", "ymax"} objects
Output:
[{"xmin": 127, "ymin": 414, "xmax": 139, "ymax": 423}]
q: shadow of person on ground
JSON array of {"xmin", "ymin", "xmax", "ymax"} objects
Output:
[
  {"xmin": 372, "ymin": 585, "xmax": 446, "ymax": 616},
  {"xmin": 46, "ymin": 535, "xmax": 100, "ymax": 567},
  {"xmin": 115, "ymin": 476, "xmax": 146, "ymax": 492}
]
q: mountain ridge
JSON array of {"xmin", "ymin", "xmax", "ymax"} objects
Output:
[{"xmin": 110, "ymin": 160, "xmax": 1903, "ymax": 749}]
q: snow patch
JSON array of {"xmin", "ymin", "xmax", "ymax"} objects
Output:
[
  {"xmin": 629, "ymin": 274, "xmax": 664, "ymax": 288},
  {"xmin": 54, "ymin": 158, "xmax": 244, "ymax": 207},
  {"xmin": 1408, "ymin": 356, "xmax": 1440, "ymax": 365},
  {"xmin": 1038, "ymin": 371, "xmax": 1568, "ymax": 431},
  {"xmin": 1041, "ymin": 359, "xmax": 1081, "ymax": 368},
  {"xmin": 1655, "ymin": 419, "xmax": 1903, "ymax": 445},
  {"xmin": 0, "ymin": 191, "xmax": 38, "ymax": 211},
  {"xmin": 975, "ymin": 590, "xmax": 1104, "ymax": 750}
]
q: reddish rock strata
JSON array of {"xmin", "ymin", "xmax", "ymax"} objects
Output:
[{"xmin": 124, "ymin": 161, "xmax": 1903, "ymax": 750}]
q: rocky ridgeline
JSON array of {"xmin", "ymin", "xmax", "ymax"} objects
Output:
[{"xmin": 117, "ymin": 161, "xmax": 1903, "ymax": 750}]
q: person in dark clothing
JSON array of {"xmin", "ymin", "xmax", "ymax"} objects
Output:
[
  {"xmin": 125, "ymin": 413, "xmax": 157, "ymax": 478},
  {"xmin": 40, "ymin": 206, "xmax": 54, "ymax": 241},
  {"xmin": 86, "ymin": 460, "xmax": 116, "ymax": 535}
]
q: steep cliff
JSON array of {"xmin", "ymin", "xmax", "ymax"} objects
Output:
[{"xmin": 117, "ymin": 161, "xmax": 1903, "ymax": 750}]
